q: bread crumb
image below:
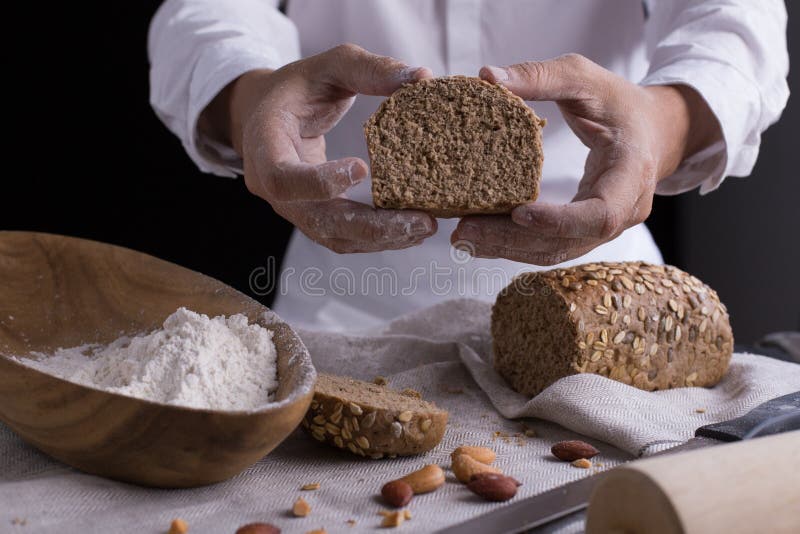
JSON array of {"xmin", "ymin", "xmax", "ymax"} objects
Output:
[
  {"xmin": 380, "ymin": 510, "xmax": 406, "ymax": 528},
  {"xmin": 695, "ymin": 408, "xmax": 706, "ymax": 413},
  {"xmin": 400, "ymin": 388, "xmax": 422, "ymax": 399},
  {"xmin": 572, "ymin": 459, "xmax": 592, "ymax": 469},
  {"xmin": 346, "ymin": 519, "xmax": 357, "ymax": 527},
  {"xmin": 306, "ymin": 530, "xmax": 327, "ymax": 534},
  {"xmin": 373, "ymin": 376, "xmax": 388, "ymax": 386},
  {"xmin": 301, "ymin": 483, "xmax": 321, "ymax": 491}
]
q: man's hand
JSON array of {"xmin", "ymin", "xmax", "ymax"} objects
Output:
[
  {"xmin": 451, "ymin": 54, "xmax": 721, "ymax": 265},
  {"xmin": 203, "ymin": 44, "xmax": 437, "ymax": 253}
]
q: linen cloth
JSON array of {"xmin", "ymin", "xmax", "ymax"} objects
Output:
[
  {"xmin": 2, "ymin": 299, "xmax": 799, "ymax": 533},
  {"xmin": 147, "ymin": 0, "xmax": 790, "ymax": 331}
]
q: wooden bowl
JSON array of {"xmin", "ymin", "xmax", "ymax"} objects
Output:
[{"xmin": 0, "ymin": 231, "xmax": 316, "ymax": 488}]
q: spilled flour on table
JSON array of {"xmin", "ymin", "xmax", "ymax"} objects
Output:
[{"xmin": 16, "ymin": 308, "xmax": 278, "ymax": 410}]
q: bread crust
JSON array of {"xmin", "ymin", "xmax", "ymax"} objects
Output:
[
  {"xmin": 365, "ymin": 76, "xmax": 545, "ymax": 218},
  {"xmin": 492, "ymin": 262, "xmax": 734, "ymax": 396}
]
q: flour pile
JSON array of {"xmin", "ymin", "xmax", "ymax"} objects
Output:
[{"xmin": 17, "ymin": 308, "xmax": 278, "ymax": 410}]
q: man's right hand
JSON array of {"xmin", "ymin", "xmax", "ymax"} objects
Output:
[{"xmin": 203, "ymin": 44, "xmax": 437, "ymax": 254}]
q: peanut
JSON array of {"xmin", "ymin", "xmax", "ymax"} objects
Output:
[
  {"xmin": 293, "ymin": 496, "xmax": 311, "ymax": 517},
  {"xmin": 452, "ymin": 454, "xmax": 502, "ymax": 483},
  {"xmin": 399, "ymin": 464, "xmax": 445, "ymax": 494},
  {"xmin": 168, "ymin": 519, "xmax": 188, "ymax": 534},
  {"xmin": 450, "ymin": 445, "xmax": 496, "ymax": 465},
  {"xmin": 381, "ymin": 480, "xmax": 413, "ymax": 507}
]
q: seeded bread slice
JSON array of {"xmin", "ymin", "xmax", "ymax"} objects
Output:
[
  {"xmin": 301, "ymin": 374, "xmax": 448, "ymax": 458},
  {"xmin": 492, "ymin": 262, "xmax": 734, "ymax": 397},
  {"xmin": 365, "ymin": 76, "xmax": 545, "ymax": 218}
]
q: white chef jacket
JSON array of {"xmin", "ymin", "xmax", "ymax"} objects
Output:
[{"xmin": 149, "ymin": 0, "xmax": 788, "ymax": 332}]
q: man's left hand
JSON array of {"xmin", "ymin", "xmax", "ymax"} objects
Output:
[{"xmin": 451, "ymin": 54, "xmax": 721, "ymax": 265}]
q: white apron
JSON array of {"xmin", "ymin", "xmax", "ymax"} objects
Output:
[{"xmin": 272, "ymin": 0, "xmax": 663, "ymax": 331}]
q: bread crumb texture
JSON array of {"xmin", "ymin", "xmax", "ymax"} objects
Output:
[{"xmin": 365, "ymin": 76, "xmax": 545, "ymax": 217}]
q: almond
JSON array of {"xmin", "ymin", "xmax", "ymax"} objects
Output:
[
  {"xmin": 466, "ymin": 473, "xmax": 520, "ymax": 502},
  {"xmin": 551, "ymin": 440, "xmax": 599, "ymax": 462},
  {"xmin": 235, "ymin": 524, "xmax": 281, "ymax": 534},
  {"xmin": 381, "ymin": 480, "xmax": 413, "ymax": 507}
]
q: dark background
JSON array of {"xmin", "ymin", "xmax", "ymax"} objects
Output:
[{"xmin": 5, "ymin": 2, "xmax": 798, "ymax": 343}]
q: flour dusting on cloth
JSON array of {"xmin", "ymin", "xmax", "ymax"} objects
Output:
[{"xmin": 16, "ymin": 308, "xmax": 278, "ymax": 410}]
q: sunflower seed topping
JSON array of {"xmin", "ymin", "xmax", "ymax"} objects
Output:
[
  {"xmin": 391, "ymin": 421, "xmax": 403, "ymax": 438},
  {"xmin": 362, "ymin": 411, "xmax": 377, "ymax": 429}
]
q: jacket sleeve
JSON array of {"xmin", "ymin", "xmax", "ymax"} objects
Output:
[
  {"xmin": 640, "ymin": 0, "xmax": 789, "ymax": 195},
  {"xmin": 148, "ymin": 0, "xmax": 301, "ymax": 177}
]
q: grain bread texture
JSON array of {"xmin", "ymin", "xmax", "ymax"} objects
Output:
[
  {"xmin": 365, "ymin": 76, "xmax": 546, "ymax": 218},
  {"xmin": 492, "ymin": 262, "xmax": 734, "ymax": 397},
  {"xmin": 301, "ymin": 374, "xmax": 448, "ymax": 458}
]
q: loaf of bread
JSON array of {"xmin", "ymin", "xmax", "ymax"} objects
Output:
[
  {"xmin": 492, "ymin": 262, "xmax": 734, "ymax": 396},
  {"xmin": 364, "ymin": 76, "xmax": 546, "ymax": 217},
  {"xmin": 301, "ymin": 374, "xmax": 448, "ymax": 458}
]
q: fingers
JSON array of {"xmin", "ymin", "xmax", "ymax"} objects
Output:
[
  {"xmin": 316, "ymin": 43, "xmax": 433, "ymax": 96},
  {"xmin": 479, "ymin": 53, "xmax": 603, "ymax": 101},
  {"xmin": 248, "ymin": 155, "xmax": 368, "ymax": 202},
  {"xmin": 510, "ymin": 198, "xmax": 623, "ymax": 240},
  {"xmin": 277, "ymin": 198, "xmax": 438, "ymax": 254},
  {"xmin": 271, "ymin": 158, "xmax": 368, "ymax": 201},
  {"xmin": 450, "ymin": 215, "xmax": 596, "ymax": 266},
  {"xmin": 450, "ymin": 156, "xmax": 655, "ymax": 265},
  {"xmin": 511, "ymin": 154, "xmax": 654, "ymax": 240}
]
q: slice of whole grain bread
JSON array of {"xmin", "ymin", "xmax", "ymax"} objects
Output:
[
  {"xmin": 301, "ymin": 374, "xmax": 448, "ymax": 458},
  {"xmin": 365, "ymin": 76, "xmax": 545, "ymax": 218}
]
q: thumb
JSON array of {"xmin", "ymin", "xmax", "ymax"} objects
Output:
[
  {"xmin": 317, "ymin": 43, "xmax": 433, "ymax": 96},
  {"xmin": 479, "ymin": 53, "xmax": 601, "ymax": 101}
]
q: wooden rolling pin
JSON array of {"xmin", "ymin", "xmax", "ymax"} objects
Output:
[{"xmin": 586, "ymin": 431, "xmax": 800, "ymax": 534}]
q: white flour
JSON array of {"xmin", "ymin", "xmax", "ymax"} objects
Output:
[{"xmin": 17, "ymin": 308, "xmax": 278, "ymax": 411}]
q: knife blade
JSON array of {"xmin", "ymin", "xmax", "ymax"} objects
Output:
[{"xmin": 437, "ymin": 390, "xmax": 800, "ymax": 534}]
